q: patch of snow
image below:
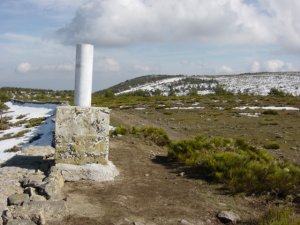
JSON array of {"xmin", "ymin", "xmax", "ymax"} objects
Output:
[
  {"xmin": 0, "ymin": 101, "xmax": 58, "ymax": 163},
  {"xmin": 239, "ymin": 113, "xmax": 261, "ymax": 117},
  {"xmin": 116, "ymin": 77, "xmax": 184, "ymax": 95},
  {"xmin": 113, "ymin": 73, "xmax": 300, "ymax": 96},
  {"xmin": 165, "ymin": 106, "xmax": 205, "ymax": 110},
  {"xmin": 235, "ymin": 106, "xmax": 299, "ymax": 111},
  {"xmin": 134, "ymin": 107, "xmax": 146, "ymax": 110}
]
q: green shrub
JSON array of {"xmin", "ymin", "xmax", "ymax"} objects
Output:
[
  {"xmin": 214, "ymin": 85, "xmax": 234, "ymax": 96},
  {"xmin": 131, "ymin": 126, "xmax": 170, "ymax": 146},
  {"xmin": 25, "ymin": 117, "xmax": 47, "ymax": 128},
  {"xmin": 264, "ymin": 143, "xmax": 280, "ymax": 149},
  {"xmin": 268, "ymin": 88, "xmax": 291, "ymax": 97},
  {"xmin": 11, "ymin": 119, "xmax": 28, "ymax": 127},
  {"xmin": 263, "ymin": 110, "xmax": 279, "ymax": 115},
  {"xmin": 168, "ymin": 135, "xmax": 300, "ymax": 196},
  {"xmin": 111, "ymin": 126, "xmax": 128, "ymax": 136},
  {"xmin": 258, "ymin": 207, "xmax": 300, "ymax": 225},
  {"xmin": 16, "ymin": 114, "xmax": 26, "ymax": 119},
  {"xmin": 4, "ymin": 145, "xmax": 21, "ymax": 153}
]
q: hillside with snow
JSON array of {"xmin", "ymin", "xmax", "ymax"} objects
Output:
[{"xmin": 97, "ymin": 72, "xmax": 300, "ymax": 96}]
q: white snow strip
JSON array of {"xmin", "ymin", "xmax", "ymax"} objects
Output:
[
  {"xmin": 116, "ymin": 77, "xmax": 184, "ymax": 95},
  {"xmin": 165, "ymin": 106, "xmax": 205, "ymax": 110},
  {"xmin": 0, "ymin": 101, "xmax": 58, "ymax": 163},
  {"xmin": 239, "ymin": 113, "xmax": 261, "ymax": 117},
  {"xmin": 235, "ymin": 106, "xmax": 299, "ymax": 111},
  {"xmin": 134, "ymin": 107, "xmax": 146, "ymax": 110}
]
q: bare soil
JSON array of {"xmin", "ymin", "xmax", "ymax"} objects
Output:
[{"xmin": 54, "ymin": 102, "xmax": 300, "ymax": 225}]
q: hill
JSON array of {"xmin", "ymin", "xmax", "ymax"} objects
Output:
[{"xmin": 95, "ymin": 72, "xmax": 300, "ymax": 97}]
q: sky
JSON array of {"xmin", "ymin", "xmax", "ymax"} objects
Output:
[{"xmin": 0, "ymin": 0, "xmax": 300, "ymax": 90}]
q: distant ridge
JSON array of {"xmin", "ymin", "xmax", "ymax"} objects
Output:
[{"xmin": 94, "ymin": 72, "xmax": 300, "ymax": 96}]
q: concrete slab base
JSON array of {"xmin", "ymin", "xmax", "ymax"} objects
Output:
[{"xmin": 55, "ymin": 161, "xmax": 119, "ymax": 182}]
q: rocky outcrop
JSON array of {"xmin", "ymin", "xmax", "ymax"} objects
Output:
[
  {"xmin": 0, "ymin": 146, "xmax": 67, "ymax": 225},
  {"xmin": 217, "ymin": 211, "xmax": 241, "ymax": 224}
]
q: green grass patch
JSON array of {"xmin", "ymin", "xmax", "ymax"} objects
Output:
[
  {"xmin": 25, "ymin": 117, "xmax": 47, "ymax": 128},
  {"xmin": 131, "ymin": 126, "xmax": 170, "ymax": 147},
  {"xmin": 264, "ymin": 142, "xmax": 280, "ymax": 150},
  {"xmin": 11, "ymin": 119, "xmax": 28, "ymax": 127},
  {"xmin": 0, "ymin": 130, "xmax": 30, "ymax": 141},
  {"xmin": 257, "ymin": 207, "xmax": 300, "ymax": 225},
  {"xmin": 168, "ymin": 135, "xmax": 300, "ymax": 196},
  {"xmin": 16, "ymin": 114, "xmax": 26, "ymax": 119},
  {"xmin": 4, "ymin": 145, "xmax": 22, "ymax": 153},
  {"xmin": 110, "ymin": 126, "xmax": 128, "ymax": 136}
]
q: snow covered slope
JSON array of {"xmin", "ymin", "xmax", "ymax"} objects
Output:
[
  {"xmin": 109, "ymin": 72, "xmax": 300, "ymax": 96},
  {"xmin": 0, "ymin": 101, "xmax": 57, "ymax": 163}
]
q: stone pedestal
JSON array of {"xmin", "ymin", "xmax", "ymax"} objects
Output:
[{"xmin": 55, "ymin": 106, "xmax": 110, "ymax": 165}]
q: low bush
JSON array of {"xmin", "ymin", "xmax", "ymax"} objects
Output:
[
  {"xmin": 264, "ymin": 142, "xmax": 280, "ymax": 150},
  {"xmin": 168, "ymin": 135, "xmax": 300, "ymax": 196},
  {"xmin": 268, "ymin": 88, "xmax": 291, "ymax": 97},
  {"xmin": 110, "ymin": 126, "xmax": 128, "ymax": 136},
  {"xmin": 262, "ymin": 110, "xmax": 279, "ymax": 115},
  {"xmin": 257, "ymin": 207, "xmax": 300, "ymax": 225},
  {"xmin": 131, "ymin": 126, "xmax": 170, "ymax": 146}
]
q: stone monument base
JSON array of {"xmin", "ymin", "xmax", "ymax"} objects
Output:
[
  {"xmin": 55, "ymin": 106, "xmax": 110, "ymax": 165},
  {"xmin": 55, "ymin": 161, "xmax": 119, "ymax": 182}
]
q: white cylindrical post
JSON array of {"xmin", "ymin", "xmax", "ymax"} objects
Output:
[{"xmin": 74, "ymin": 43, "xmax": 94, "ymax": 107}]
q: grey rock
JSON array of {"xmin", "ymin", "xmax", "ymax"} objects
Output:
[
  {"xmin": 55, "ymin": 161, "xmax": 119, "ymax": 182},
  {"xmin": 34, "ymin": 167, "xmax": 65, "ymax": 200},
  {"xmin": 133, "ymin": 222, "xmax": 145, "ymax": 225},
  {"xmin": 178, "ymin": 219, "xmax": 193, "ymax": 225},
  {"xmin": 29, "ymin": 195, "xmax": 46, "ymax": 202},
  {"xmin": 36, "ymin": 181, "xmax": 64, "ymax": 200},
  {"xmin": 7, "ymin": 219, "xmax": 36, "ymax": 225},
  {"xmin": 5, "ymin": 200, "xmax": 68, "ymax": 224},
  {"xmin": 7, "ymin": 194, "xmax": 30, "ymax": 206},
  {"xmin": 23, "ymin": 188, "xmax": 35, "ymax": 197},
  {"xmin": 217, "ymin": 211, "xmax": 240, "ymax": 224}
]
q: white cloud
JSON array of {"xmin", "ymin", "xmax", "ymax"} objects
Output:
[
  {"xmin": 251, "ymin": 59, "xmax": 296, "ymax": 72},
  {"xmin": 54, "ymin": 0, "xmax": 272, "ymax": 47},
  {"xmin": 251, "ymin": 61, "xmax": 261, "ymax": 73},
  {"xmin": 40, "ymin": 63, "xmax": 74, "ymax": 71},
  {"xmin": 52, "ymin": 0, "xmax": 300, "ymax": 54},
  {"xmin": 220, "ymin": 65, "xmax": 233, "ymax": 74},
  {"xmin": 258, "ymin": 0, "xmax": 300, "ymax": 53},
  {"xmin": 16, "ymin": 62, "xmax": 74, "ymax": 73},
  {"xmin": 96, "ymin": 57, "xmax": 120, "ymax": 72},
  {"xmin": 16, "ymin": 63, "xmax": 32, "ymax": 73},
  {"xmin": 134, "ymin": 64, "xmax": 151, "ymax": 72},
  {"xmin": 265, "ymin": 60, "xmax": 295, "ymax": 72}
]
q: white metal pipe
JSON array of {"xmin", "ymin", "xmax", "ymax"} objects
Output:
[{"xmin": 74, "ymin": 43, "xmax": 94, "ymax": 107}]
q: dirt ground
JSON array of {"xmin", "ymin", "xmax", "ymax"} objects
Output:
[
  {"xmin": 59, "ymin": 136, "xmax": 265, "ymax": 225},
  {"xmin": 53, "ymin": 103, "xmax": 300, "ymax": 225}
]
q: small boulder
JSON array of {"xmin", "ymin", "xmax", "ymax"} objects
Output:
[
  {"xmin": 178, "ymin": 219, "xmax": 193, "ymax": 225},
  {"xmin": 7, "ymin": 194, "xmax": 30, "ymax": 206},
  {"xmin": 217, "ymin": 211, "xmax": 240, "ymax": 224}
]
